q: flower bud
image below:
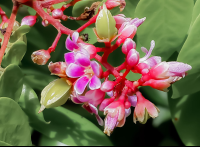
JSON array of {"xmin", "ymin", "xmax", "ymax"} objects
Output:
[
  {"xmin": 21, "ymin": 15, "xmax": 37, "ymax": 27},
  {"xmin": 39, "ymin": 78, "xmax": 72, "ymax": 113},
  {"xmin": 31, "ymin": 49, "xmax": 51, "ymax": 65},
  {"xmin": 122, "ymin": 38, "xmax": 136, "ymax": 55},
  {"xmin": 94, "ymin": 4, "xmax": 117, "ymax": 43},
  {"xmin": 52, "ymin": 9, "xmax": 63, "ymax": 19},
  {"xmin": 126, "ymin": 49, "xmax": 139, "ymax": 67},
  {"xmin": 105, "ymin": 0, "xmax": 126, "ymax": 12},
  {"xmin": 101, "ymin": 81, "xmax": 115, "ymax": 92},
  {"xmin": 48, "ymin": 62, "xmax": 67, "ymax": 78}
]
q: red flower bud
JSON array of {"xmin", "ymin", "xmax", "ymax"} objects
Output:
[{"xmin": 52, "ymin": 9, "xmax": 63, "ymax": 19}]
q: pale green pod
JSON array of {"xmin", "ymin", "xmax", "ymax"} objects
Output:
[
  {"xmin": 95, "ymin": 4, "xmax": 117, "ymax": 42},
  {"xmin": 140, "ymin": 109, "xmax": 150, "ymax": 124},
  {"xmin": 39, "ymin": 78, "xmax": 72, "ymax": 113}
]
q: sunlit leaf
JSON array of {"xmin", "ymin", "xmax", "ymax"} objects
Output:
[{"xmin": 0, "ymin": 97, "xmax": 32, "ymax": 146}]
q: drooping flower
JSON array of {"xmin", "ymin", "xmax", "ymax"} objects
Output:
[
  {"xmin": 48, "ymin": 61, "xmax": 67, "ymax": 78},
  {"xmin": 71, "ymin": 89, "xmax": 105, "ymax": 126},
  {"xmin": 134, "ymin": 91, "xmax": 160, "ymax": 124},
  {"xmin": 105, "ymin": 0, "xmax": 126, "ymax": 11},
  {"xmin": 66, "ymin": 61, "xmax": 102, "ymax": 94},
  {"xmin": 31, "ymin": 49, "xmax": 51, "ymax": 65}
]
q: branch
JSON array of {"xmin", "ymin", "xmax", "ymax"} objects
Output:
[
  {"xmin": 0, "ymin": 1, "xmax": 20, "ymax": 65},
  {"xmin": 41, "ymin": 0, "xmax": 71, "ymax": 8}
]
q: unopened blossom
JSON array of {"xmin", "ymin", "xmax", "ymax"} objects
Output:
[
  {"xmin": 94, "ymin": 4, "xmax": 118, "ymax": 43},
  {"xmin": 126, "ymin": 49, "xmax": 140, "ymax": 67},
  {"xmin": 48, "ymin": 62, "xmax": 67, "ymax": 78},
  {"xmin": 21, "ymin": 15, "xmax": 37, "ymax": 27},
  {"xmin": 101, "ymin": 80, "xmax": 115, "ymax": 92},
  {"xmin": 66, "ymin": 61, "xmax": 101, "ymax": 94},
  {"xmin": 52, "ymin": 9, "xmax": 63, "ymax": 19},
  {"xmin": 122, "ymin": 38, "xmax": 136, "ymax": 55},
  {"xmin": 31, "ymin": 49, "xmax": 50, "ymax": 65},
  {"xmin": 71, "ymin": 89, "xmax": 105, "ymax": 125},
  {"xmin": 106, "ymin": 0, "xmax": 126, "ymax": 11},
  {"xmin": 134, "ymin": 91, "xmax": 160, "ymax": 124},
  {"xmin": 114, "ymin": 14, "xmax": 131, "ymax": 29}
]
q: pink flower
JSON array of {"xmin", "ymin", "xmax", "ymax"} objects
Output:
[
  {"xmin": 71, "ymin": 89, "xmax": 105, "ymax": 126},
  {"xmin": 126, "ymin": 49, "xmax": 140, "ymax": 67},
  {"xmin": 116, "ymin": 17, "xmax": 146, "ymax": 44},
  {"xmin": 122, "ymin": 38, "xmax": 136, "ymax": 55},
  {"xmin": 66, "ymin": 61, "xmax": 101, "ymax": 94},
  {"xmin": 134, "ymin": 91, "xmax": 160, "ymax": 124},
  {"xmin": 106, "ymin": 0, "xmax": 126, "ymax": 12},
  {"xmin": 21, "ymin": 15, "xmax": 37, "ymax": 27},
  {"xmin": 114, "ymin": 14, "xmax": 131, "ymax": 30},
  {"xmin": 65, "ymin": 32, "xmax": 97, "ymax": 66}
]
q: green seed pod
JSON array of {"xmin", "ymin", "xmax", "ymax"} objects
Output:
[
  {"xmin": 39, "ymin": 78, "xmax": 72, "ymax": 113},
  {"xmin": 94, "ymin": 4, "xmax": 117, "ymax": 42}
]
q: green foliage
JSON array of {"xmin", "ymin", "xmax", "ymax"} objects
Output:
[
  {"xmin": 172, "ymin": 8, "xmax": 200, "ymax": 98},
  {"xmin": 135, "ymin": 0, "xmax": 194, "ymax": 61},
  {"xmin": 0, "ymin": 64, "xmax": 23, "ymax": 102},
  {"xmin": 168, "ymin": 91, "xmax": 200, "ymax": 146},
  {"xmin": 0, "ymin": 97, "xmax": 32, "ymax": 146}
]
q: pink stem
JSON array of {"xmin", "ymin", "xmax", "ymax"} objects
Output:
[{"xmin": 48, "ymin": 31, "xmax": 62, "ymax": 53}]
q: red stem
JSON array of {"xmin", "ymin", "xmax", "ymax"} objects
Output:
[
  {"xmin": 0, "ymin": 1, "xmax": 19, "ymax": 65},
  {"xmin": 41, "ymin": 0, "xmax": 71, "ymax": 7},
  {"xmin": 48, "ymin": 31, "xmax": 62, "ymax": 53}
]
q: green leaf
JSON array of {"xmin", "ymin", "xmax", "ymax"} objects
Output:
[
  {"xmin": 18, "ymin": 84, "xmax": 49, "ymax": 124},
  {"xmin": 135, "ymin": 0, "xmax": 194, "ymax": 61},
  {"xmin": 0, "ymin": 64, "xmax": 23, "ymax": 102},
  {"xmin": 168, "ymin": 91, "xmax": 200, "ymax": 146},
  {"xmin": 2, "ymin": 41, "xmax": 27, "ymax": 67},
  {"xmin": 39, "ymin": 135, "xmax": 67, "ymax": 146},
  {"xmin": 0, "ymin": 97, "xmax": 32, "ymax": 146},
  {"xmin": 22, "ymin": 68, "xmax": 56, "ymax": 91},
  {"xmin": 9, "ymin": 25, "xmax": 30, "ymax": 43},
  {"xmin": 172, "ymin": 14, "xmax": 200, "ymax": 98},
  {"xmin": 33, "ymin": 106, "xmax": 113, "ymax": 146},
  {"xmin": 189, "ymin": 0, "xmax": 200, "ymax": 32}
]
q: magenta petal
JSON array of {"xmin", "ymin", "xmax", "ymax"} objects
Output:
[
  {"xmin": 64, "ymin": 52, "xmax": 75, "ymax": 64},
  {"xmin": 89, "ymin": 76, "xmax": 101, "ymax": 90},
  {"xmin": 66, "ymin": 63, "xmax": 85, "ymax": 78},
  {"xmin": 75, "ymin": 51, "xmax": 90, "ymax": 67},
  {"xmin": 72, "ymin": 32, "xmax": 79, "ymax": 42},
  {"xmin": 66, "ymin": 35, "xmax": 79, "ymax": 51},
  {"xmin": 82, "ymin": 104, "xmax": 93, "ymax": 113},
  {"xmin": 107, "ymin": 91, "xmax": 114, "ymax": 97},
  {"xmin": 128, "ymin": 95, "xmax": 137, "ymax": 107},
  {"xmin": 74, "ymin": 76, "xmax": 90, "ymax": 94},
  {"xmin": 88, "ymin": 103, "xmax": 104, "ymax": 126},
  {"xmin": 71, "ymin": 96, "xmax": 83, "ymax": 104},
  {"xmin": 91, "ymin": 61, "xmax": 100, "ymax": 76},
  {"xmin": 76, "ymin": 95, "xmax": 91, "ymax": 103}
]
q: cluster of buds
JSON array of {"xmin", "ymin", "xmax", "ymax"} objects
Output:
[{"xmin": 16, "ymin": 1, "xmax": 191, "ymax": 136}]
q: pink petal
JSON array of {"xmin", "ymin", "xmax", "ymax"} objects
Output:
[
  {"xmin": 75, "ymin": 51, "xmax": 90, "ymax": 67},
  {"xmin": 104, "ymin": 114, "xmax": 118, "ymax": 136},
  {"xmin": 66, "ymin": 63, "xmax": 85, "ymax": 78},
  {"xmin": 122, "ymin": 38, "xmax": 136, "ymax": 54},
  {"xmin": 132, "ymin": 17, "xmax": 146, "ymax": 27},
  {"xmin": 89, "ymin": 76, "xmax": 101, "ymax": 90},
  {"xmin": 91, "ymin": 61, "xmax": 100, "ymax": 76},
  {"xmin": 72, "ymin": 32, "xmax": 79, "ymax": 42},
  {"xmin": 107, "ymin": 91, "xmax": 114, "ymax": 97},
  {"xmin": 82, "ymin": 104, "xmax": 93, "ymax": 113},
  {"xmin": 74, "ymin": 76, "xmax": 90, "ymax": 94},
  {"xmin": 64, "ymin": 52, "xmax": 75, "ymax": 65},
  {"xmin": 144, "ymin": 56, "xmax": 161, "ymax": 68},
  {"xmin": 168, "ymin": 62, "xmax": 192, "ymax": 77},
  {"xmin": 88, "ymin": 103, "xmax": 104, "ymax": 126},
  {"xmin": 144, "ymin": 100, "xmax": 159, "ymax": 118},
  {"xmin": 86, "ymin": 89, "xmax": 105, "ymax": 107},
  {"xmin": 127, "ymin": 49, "xmax": 140, "ymax": 67},
  {"xmin": 66, "ymin": 35, "xmax": 79, "ymax": 51},
  {"xmin": 99, "ymin": 98, "xmax": 114, "ymax": 111},
  {"xmin": 71, "ymin": 96, "xmax": 83, "ymax": 104}
]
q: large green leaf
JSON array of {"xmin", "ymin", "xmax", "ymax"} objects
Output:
[
  {"xmin": 172, "ymin": 14, "xmax": 200, "ymax": 98},
  {"xmin": 2, "ymin": 41, "xmax": 27, "ymax": 67},
  {"xmin": 32, "ymin": 106, "xmax": 113, "ymax": 146},
  {"xmin": 39, "ymin": 135, "xmax": 67, "ymax": 146},
  {"xmin": 135, "ymin": 0, "xmax": 193, "ymax": 61},
  {"xmin": 0, "ymin": 97, "xmax": 32, "ymax": 146},
  {"xmin": 168, "ymin": 91, "xmax": 200, "ymax": 146},
  {"xmin": 18, "ymin": 84, "xmax": 48, "ymax": 124},
  {"xmin": 0, "ymin": 64, "xmax": 23, "ymax": 102},
  {"xmin": 189, "ymin": 0, "xmax": 200, "ymax": 32}
]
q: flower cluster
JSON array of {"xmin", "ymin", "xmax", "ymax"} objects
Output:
[{"xmin": 26, "ymin": 1, "xmax": 192, "ymax": 136}]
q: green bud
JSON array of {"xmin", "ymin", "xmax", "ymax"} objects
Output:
[
  {"xmin": 39, "ymin": 78, "xmax": 72, "ymax": 113},
  {"xmin": 94, "ymin": 4, "xmax": 117, "ymax": 42}
]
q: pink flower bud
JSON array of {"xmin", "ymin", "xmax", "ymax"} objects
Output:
[
  {"xmin": 79, "ymin": 43, "xmax": 97, "ymax": 59},
  {"xmin": 48, "ymin": 62, "xmax": 67, "ymax": 78},
  {"xmin": 21, "ymin": 16, "xmax": 37, "ymax": 27},
  {"xmin": 106, "ymin": 0, "xmax": 126, "ymax": 12},
  {"xmin": 126, "ymin": 49, "xmax": 139, "ymax": 67},
  {"xmin": 134, "ymin": 91, "xmax": 160, "ymax": 124},
  {"xmin": 42, "ymin": 20, "xmax": 49, "ymax": 27},
  {"xmin": 31, "ymin": 50, "xmax": 51, "ymax": 65},
  {"xmin": 122, "ymin": 38, "xmax": 136, "ymax": 55},
  {"xmin": 101, "ymin": 81, "xmax": 115, "ymax": 92},
  {"xmin": 52, "ymin": 9, "xmax": 63, "ymax": 19}
]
